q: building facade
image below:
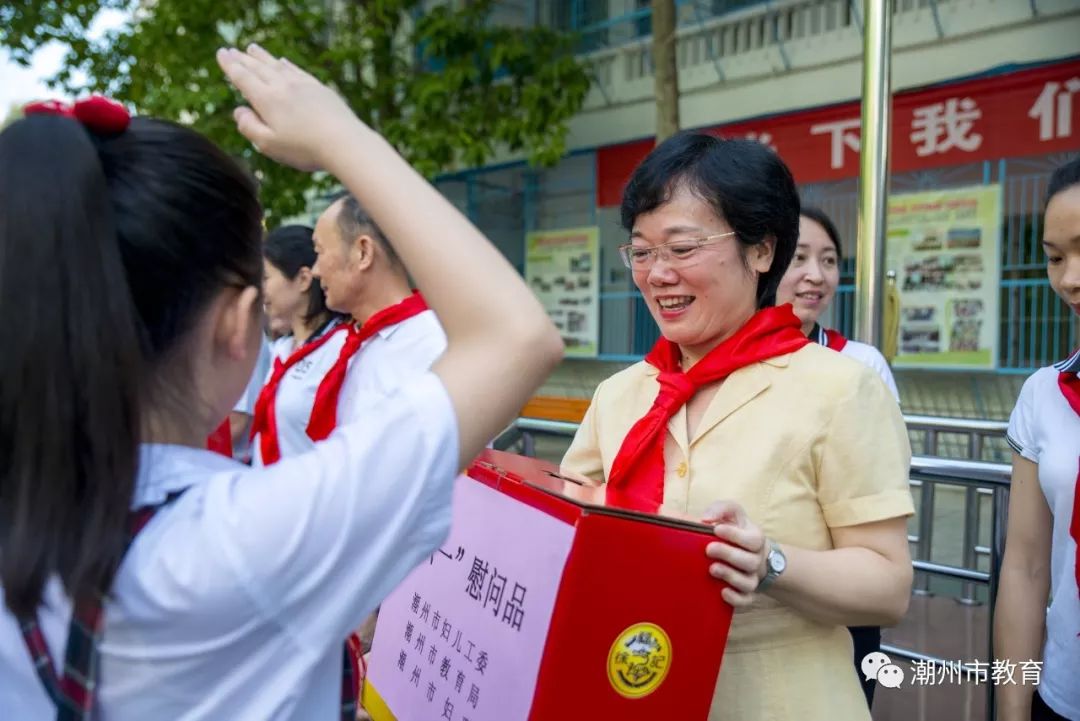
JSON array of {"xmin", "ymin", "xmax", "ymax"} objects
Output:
[{"xmin": 431, "ymin": 0, "xmax": 1080, "ymax": 434}]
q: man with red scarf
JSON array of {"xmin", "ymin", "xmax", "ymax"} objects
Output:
[
  {"xmin": 308, "ymin": 192, "xmax": 447, "ymax": 709},
  {"xmin": 308, "ymin": 193, "xmax": 447, "ymax": 435}
]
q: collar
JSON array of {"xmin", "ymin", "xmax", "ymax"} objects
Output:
[
  {"xmin": 354, "ymin": 312, "xmax": 420, "ymax": 341},
  {"xmin": 311, "ymin": 315, "xmax": 345, "ymax": 342},
  {"xmin": 132, "ymin": 443, "xmax": 239, "ymax": 509},
  {"xmin": 809, "ymin": 323, "xmax": 828, "ymax": 345},
  {"xmin": 1055, "ymin": 347, "xmax": 1080, "ymax": 374},
  {"xmin": 641, "ymin": 353, "xmax": 792, "ymax": 377}
]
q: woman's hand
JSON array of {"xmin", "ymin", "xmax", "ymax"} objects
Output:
[
  {"xmin": 216, "ymin": 44, "xmax": 366, "ymax": 172},
  {"xmin": 703, "ymin": 500, "xmax": 768, "ymax": 608}
]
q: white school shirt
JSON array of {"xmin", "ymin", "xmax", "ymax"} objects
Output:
[
  {"xmin": 811, "ymin": 325, "xmax": 900, "ymax": 402},
  {"xmin": 337, "ymin": 309, "xmax": 448, "ymax": 426},
  {"xmin": 251, "ymin": 321, "xmax": 348, "ymax": 466},
  {"xmin": 1006, "ymin": 353, "xmax": 1080, "ymax": 721},
  {"xmin": 0, "ymin": 371, "xmax": 459, "ymax": 721},
  {"xmin": 229, "ymin": 337, "xmax": 273, "ymax": 461}
]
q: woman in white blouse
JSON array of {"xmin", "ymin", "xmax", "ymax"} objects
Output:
[{"xmin": 250, "ymin": 224, "xmax": 347, "ymax": 466}]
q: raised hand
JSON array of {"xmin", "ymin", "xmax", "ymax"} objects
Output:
[{"xmin": 216, "ymin": 44, "xmax": 365, "ymax": 172}]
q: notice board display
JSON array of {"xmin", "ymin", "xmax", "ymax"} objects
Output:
[{"xmin": 886, "ymin": 184, "xmax": 1003, "ymax": 369}]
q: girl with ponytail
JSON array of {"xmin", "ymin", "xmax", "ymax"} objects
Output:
[{"xmin": 0, "ymin": 47, "xmax": 562, "ymax": 719}]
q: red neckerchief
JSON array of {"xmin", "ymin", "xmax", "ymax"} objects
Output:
[
  {"xmin": 250, "ymin": 321, "xmax": 348, "ymax": 465},
  {"xmin": 607, "ymin": 304, "xmax": 809, "ymax": 506},
  {"xmin": 207, "ymin": 419, "xmax": 232, "ymax": 457},
  {"xmin": 824, "ymin": 328, "xmax": 848, "ymax": 351},
  {"xmin": 306, "ymin": 291, "xmax": 429, "ymax": 442},
  {"xmin": 810, "ymin": 322, "xmax": 848, "ymax": 351},
  {"xmin": 1054, "ymin": 371, "xmax": 1080, "ymax": 603}
]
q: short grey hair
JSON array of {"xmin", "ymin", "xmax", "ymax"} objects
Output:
[{"xmin": 332, "ymin": 191, "xmax": 401, "ymax": 268}]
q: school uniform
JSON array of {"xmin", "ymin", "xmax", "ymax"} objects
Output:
[
  {"xmin": 0, "ymin": 371, "xmax": 459, "ymax": 720},
  {"xmin": 336, "ymin": 310, "xmax": 447, "ymax": 426},
  {"xmin": 1006, "ymin": 350, "xmax": 1080, "ymax": 721},
  {"xmin": 810, "ymin": 323, "xmax": 900, "ymax": 402},
  {"xmin": 251, "ymin": 320, "xmax": 347, "ymax": 466}
]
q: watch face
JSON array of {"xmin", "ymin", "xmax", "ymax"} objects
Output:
[{"xmin": 770, "ymin": 550, "xmax": 786, "ymax": 574}]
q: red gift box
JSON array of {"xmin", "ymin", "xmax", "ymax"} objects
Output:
[{"xmin": 363, "ymin": 450, "xmax": 733, "ymax": 721}]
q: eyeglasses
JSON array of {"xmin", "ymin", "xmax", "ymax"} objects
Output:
[{"xmin": 617, "ymin": 232, "xmax": 737, "ymax": 270}]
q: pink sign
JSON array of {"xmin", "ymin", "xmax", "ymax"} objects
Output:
[{"xmin": 367, "ymin": 475, "xmax": 576, "ymax": 721}]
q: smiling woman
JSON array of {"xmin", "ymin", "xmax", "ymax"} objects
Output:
[
  {"xmin": 774, "ymin": 207, "xmax": 899, "ymax": 403},
  {"xmin": 561, "ymin": 132, "xmax": 915, "ymax": 721}
]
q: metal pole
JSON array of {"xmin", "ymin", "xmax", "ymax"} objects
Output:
[
  {"xmin": 988, "ymin": 485, "xmax": 1009, "ymax": 721},
  {"xmin": 914, "ymin": 477, "xmax": 936, "ymax": 595},
  {"xmin": 960, "ymin": 433, "xmax": 982, "ymax": 603},
  {"xmin": 854, "ymin": 0, "xmax": 893, "ymax": 346},
  {"xmin": 960, "ymin": 486, "xmax": 981, "ymax": 604}
]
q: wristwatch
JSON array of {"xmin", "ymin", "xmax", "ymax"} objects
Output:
[{"xmin": 756, "ymin": 540, "xmax": 787, "ymax": 592}]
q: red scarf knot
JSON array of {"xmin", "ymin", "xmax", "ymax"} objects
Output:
[
  {"xmin": 606, "ymin": 304, "xmax": 809, "ymax": 507},
  {"xmin": 306, "ymin": 291, "xmax": 429, "ymax": 442},
  {"xmin": 250, "ymin": 325, "xmax": 346, "ymax": 465},
  {"xmin": 654, "ymin": 372, "xmax": 698, "ymax": 413}
]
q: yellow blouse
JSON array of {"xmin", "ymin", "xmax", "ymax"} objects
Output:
[{"xmin": 562, "ymin": 343, "xmax": 914, "ymax": 721}]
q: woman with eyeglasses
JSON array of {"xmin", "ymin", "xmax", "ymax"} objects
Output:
[{"xmin": 561, "ymin": 133, "xmax": 914, "ymax": 721}]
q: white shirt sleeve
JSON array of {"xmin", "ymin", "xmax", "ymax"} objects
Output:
[
  {"xmin": 843, "ymin": 341, "xmax": 900, "ymax": 403},
  {"xmin": 865, "ymin": 349, "xmax": 900, "ymax": 403},
  {"xmin": 1007, "ymin": 372, "xmax": 1040, "ymax": 463},
  {"xmin": 181, "ymin": 371, "xmax": 460, "ymax": 654}
]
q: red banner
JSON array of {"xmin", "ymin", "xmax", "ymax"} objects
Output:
[{"xmin": 596, "ymin": 57, "xmax": 1080, "ymax": 207}]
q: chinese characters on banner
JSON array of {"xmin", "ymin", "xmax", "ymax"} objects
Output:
[
  {"xmin": 367, "ymin": 477, "xmax": 576, "ymax": 721},
  {"xmin": 596, "ymin": 58, "xmax": 1080, "ymax": 205},
  {"xmin": 524, "ymin": 226, "xmax": 600, "ymax": 357},
  {"xmin": 886, "ymin": 185, "xmax": 1002, "ymax": 369}
]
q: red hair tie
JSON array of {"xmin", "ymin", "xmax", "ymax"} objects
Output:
[{"xmin": 23, "ymin": 96, "xmax": 131, "ymax": 135}]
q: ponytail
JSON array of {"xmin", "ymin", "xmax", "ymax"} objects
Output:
[{"xmin": 0, "ymin": 115, "xmax": 144, "ymax": 617}]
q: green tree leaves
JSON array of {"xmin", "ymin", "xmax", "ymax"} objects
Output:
[{"xmin": 1, "ymin": 0, "xmax": 589, "ymax": 224}]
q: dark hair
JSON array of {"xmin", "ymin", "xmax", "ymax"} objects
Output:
[
  {"xmin": 264, "ymin": 225, "xmax": 338, "ymax": 326},
  {"xmin": 334, "ymin": 191, "xmax": 402, "ymax": 269},
  {"xmin": 620, "ymin": 132, "xmax": 800, "ymax": 307},
  {"xmin": 1047, "ymin": 157, "xmax": 1080, "ymax": 207},
  {"xmin": 0, "ymin": 114, "xmax": 261, "ymax": 618},
  {"xmin": 799, "ymin": 205, "xmax": 843, "ymax": 260}
]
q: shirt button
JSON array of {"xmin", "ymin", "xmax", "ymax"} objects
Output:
[{"xmin": 676, "ymin": 461, "xmax": 688, "ymax": 478}]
